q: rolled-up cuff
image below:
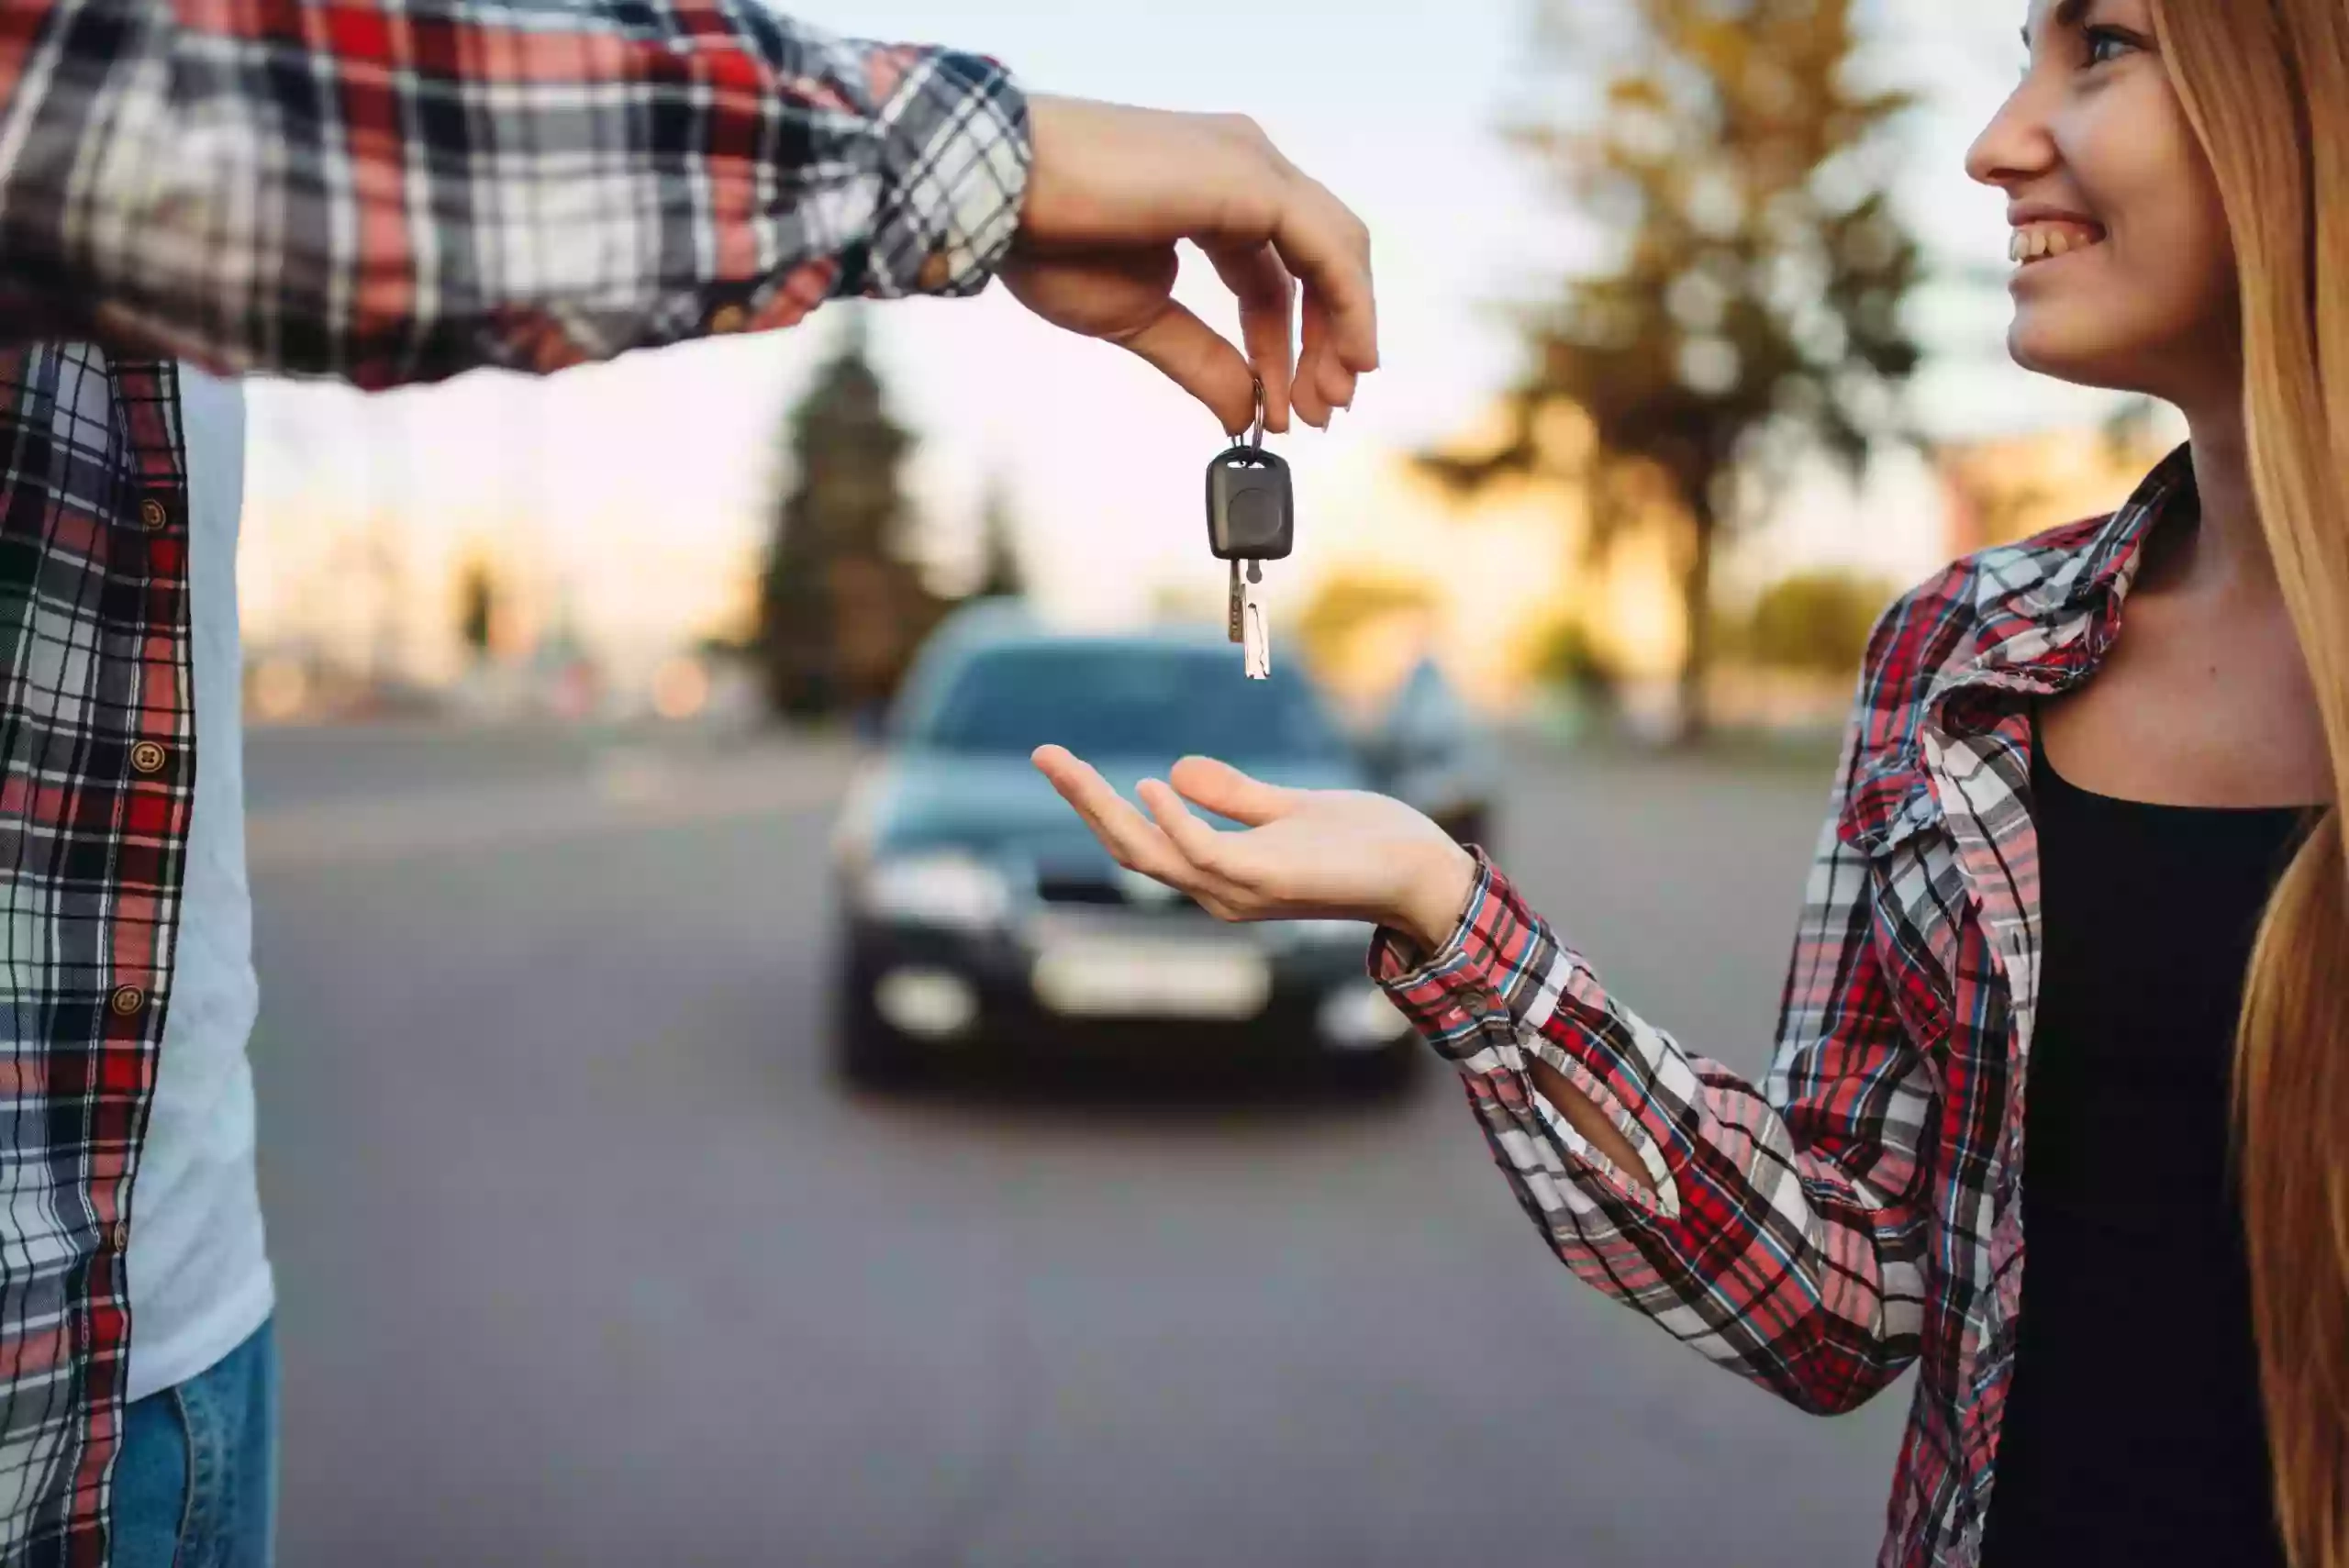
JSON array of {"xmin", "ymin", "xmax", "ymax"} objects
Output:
[
  {"xmin": 857, "ymin": 46, "xmax": 1032, "ymax": 298},
  {"xmin": 1366, "ymin": 849, "xmax": 1524, "ymax": 1051}
]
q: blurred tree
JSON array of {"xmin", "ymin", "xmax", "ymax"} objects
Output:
[
  {"xmin": 972, "ymin": 476, "xmax": 1029, "ymax": 601},
  {"xmin": 1735, "ymin": 569, "xmax": 1898, "ymax": 678},
  {"xmin": 455, "ymin": 560, "xmax": 495, "ymax": 663},
  {"xmin": 1295, "ymin": 569, "xmax": 1435, "ymax": 678},
  {"xmin": 1421, "ymin": 0, "xmax": 1923, "ymax": 738},
  {"xmin": 1529, "ymin": 612, "xmax": 1620, "ymax": 705},
  {"xmin": 757, "ymin": 314, "xmax": 945, "ymax": 722}
]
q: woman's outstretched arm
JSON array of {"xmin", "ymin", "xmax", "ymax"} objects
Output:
[{"xmin": 1036, "ymin": 673, "xmax": 1935, "ymax": 1418}]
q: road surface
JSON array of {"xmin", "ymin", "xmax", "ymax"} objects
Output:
[{"xmin": 244, "ymin": 722, "xmax": 1908, "ymax": 1567}]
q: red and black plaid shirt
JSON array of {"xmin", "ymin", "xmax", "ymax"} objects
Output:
[
  {"xmin": 0, "ymin": 5, "xmax": 1028, "ymax": 1560},
  {"xmin": 1375, "ymin": 447, "xmax": 2198, "ymax": 1568}
]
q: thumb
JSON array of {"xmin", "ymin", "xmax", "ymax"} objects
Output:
[
  {"xmin": 1114, "ymin": 302, "xmax": 1262, "ymax": 436},
  {"xmin": 1169, "ymin": 756, "xmax": 1299, "ymax": 827}
]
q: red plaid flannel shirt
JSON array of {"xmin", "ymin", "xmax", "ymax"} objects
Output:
[
  {"xmin": 0, "ymin": 5, "xmax": 1029, "ymax": 1561},
  {"xmin": 1375, "ymin": 447, "xmax": 2197, "ymax": 1568}
]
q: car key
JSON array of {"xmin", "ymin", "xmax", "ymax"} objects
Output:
[
  {"xmin": 1239, "ymin": 562, "xmax": 1271, "ymax": 680},
  {"xmin": 1206, "ymin": 381, "xmax": 1293, "ymax": 681}
]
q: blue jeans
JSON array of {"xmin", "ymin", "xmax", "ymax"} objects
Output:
[{"xmin": 112, "ymin": 1319, "xmax": 278, "ymax": 1568}]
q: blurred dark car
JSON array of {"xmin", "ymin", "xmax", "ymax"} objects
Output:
[
  {"xmin": 1359, "ymin": 656, "xmax": 1502, "ymax": 851},
  {"xmin": 825, "ymin": 605, "xmax": 1419, "ymax": 1091}
]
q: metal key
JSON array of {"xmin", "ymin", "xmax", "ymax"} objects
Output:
[
  {"xmin": 1240, "ymin": 562, "xmax": 1271, "ymax": 679},
  {"xmin": 1207, "ymin": 381, "xmax": 1293, "ymax": 682}
]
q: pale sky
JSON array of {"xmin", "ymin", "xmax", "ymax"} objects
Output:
[{"xmin": 239, "ymin": 0, "xmax": 2128, "ymax": 677}]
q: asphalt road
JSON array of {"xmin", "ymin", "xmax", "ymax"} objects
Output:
[{"xmin": 245, "ymin": 722, "xmax": 1909, "ymax": 1568}]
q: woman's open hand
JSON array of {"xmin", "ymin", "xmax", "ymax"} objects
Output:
[{"xmin": 1031, "ymin": 748, "xmax": 1478, "ymax": 953}]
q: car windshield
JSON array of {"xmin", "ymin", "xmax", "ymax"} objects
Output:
[{"xmin": 912, "ymin": 643, "xmax": 1351, "ymax": 763}]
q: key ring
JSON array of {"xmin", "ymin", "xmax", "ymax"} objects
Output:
[{"xmin": 1248, "ymin": 378, "xmax": 1266, "ymax": 452}]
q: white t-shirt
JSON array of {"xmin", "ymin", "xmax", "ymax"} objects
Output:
[{"xmin": 122, "ymin": 364, "xmax": 275, "ymax": 1402}]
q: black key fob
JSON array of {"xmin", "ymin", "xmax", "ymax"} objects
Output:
[{"xmin": 1207, "ymin": 445, "xmax": 1294, "ymax": 562}]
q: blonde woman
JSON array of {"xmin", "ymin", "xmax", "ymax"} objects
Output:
[{"xmin": 1040, "ymin": 1, "xmax": 2347, "ymax": 1563}]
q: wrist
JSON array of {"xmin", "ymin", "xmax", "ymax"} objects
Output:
[{"xmin": 1392, "ymin": 841, "xmax": 1478, "ymax": 955}]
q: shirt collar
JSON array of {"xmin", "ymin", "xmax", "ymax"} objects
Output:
[
  {"xmin": 1843, "ymin": 443, "xmax": 2200, "ymax": 859},
  {"xmin": 1937, "ymin": 439, "xmax": 2199, "ymax": 708},
  {"xmin": 2029, "ymin": 439, "xmax": 2198, "ymax": 623}
]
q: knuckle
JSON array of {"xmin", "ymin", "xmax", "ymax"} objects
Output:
[{"xmin": 1219, "ymin": 111, "xmax": 1269, "ymax": 146}]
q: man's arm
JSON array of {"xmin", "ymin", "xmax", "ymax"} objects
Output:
[{"xmin": 0, "ymin": 0, "xmax": 1028, "ymax": 384}]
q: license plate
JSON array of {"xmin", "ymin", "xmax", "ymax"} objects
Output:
[{"xmin": 1030, "ymin": 938, "xmax": 1272, "ymax": 1020}]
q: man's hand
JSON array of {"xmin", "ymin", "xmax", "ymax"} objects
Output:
[
  {"xmin": 1030, "ymin": 748, "xmax": 1475, "ymax": 953},
  {"xmin": 1003, "ymin": 96, "xmax": 1380, "ymax": 437}
]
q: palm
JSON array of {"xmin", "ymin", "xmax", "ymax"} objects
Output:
[
  {"xmin": 1031, "ymin": 748, "xmax": 1475, "ymax": 946},
  {"xmin": 1207, "ymin": 793, "xmax": 1439, "ymax": 916}
]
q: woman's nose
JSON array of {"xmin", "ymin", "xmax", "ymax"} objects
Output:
[{"xmin": 1966, "ymin": 80, "xmax": 2059, "ymax": 191}]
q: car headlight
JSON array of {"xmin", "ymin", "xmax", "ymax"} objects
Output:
[
  {"xmin": 1291, "ymin": 918, "xmax": 1377, "ymax": 948},
  {"xmin": 860, "ymin": 853, "xmax": 1011, "ymax": 929},
  {"xmin": 1318, "ymin": 984, "xmax": 1413, "ymax": 1050}
]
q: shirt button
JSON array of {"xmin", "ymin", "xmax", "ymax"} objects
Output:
[
  {"xmin": 129, "ymin": 740, "xmax": 167, "ymax": 775},
  {"xmin": 137, "ymin": 497, "xmax": 169, "ymax": 533},
  {"xmin": 108, "ymin": 985, "xmax": 145, "ymax": 1018},
  {"xmin": 110, "ymin": 1221, "xmax": 130, "ymax": 1252},
  {"xmin": 707, "ymin": 303, "xmax": 748, "ymax": 335}
]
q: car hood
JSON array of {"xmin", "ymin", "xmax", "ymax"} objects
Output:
[{"xmin": 850, "ymin": 749, "xmax": 1367, "ymax": 862}]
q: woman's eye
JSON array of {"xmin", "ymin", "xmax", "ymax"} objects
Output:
[{"xmin": 2083, "ymin": 28, "xmax": 2138, "ymax": 66}]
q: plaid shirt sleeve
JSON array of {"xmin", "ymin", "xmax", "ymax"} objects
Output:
[
  {"xmin": 0, "ymin": 0, "xmax": 1031, "ymax": 384},
  {"xmin": 1371, "ymin": 706, "xmax": 1933, "ymax": 1418}
]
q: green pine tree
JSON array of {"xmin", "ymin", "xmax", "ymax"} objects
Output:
[{"xmin": 757, "ymin": 313, "xmax": 941, "ymax": 720}]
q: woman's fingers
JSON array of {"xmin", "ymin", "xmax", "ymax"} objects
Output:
[
  {"xmin": 1136, "ymin": 778, "xmax": 1237, "ymax": 874},
  {"xmin": 1166, "ymin": 756, "xmax": 1299, "ymax": 828},
  {"xmin": 1033, "ymin": 747, "xmax": 1171, "ymax": 862},
  {"xmin": 1033, "ymin": 748, "xmax": 1232, "ymax": 900}
]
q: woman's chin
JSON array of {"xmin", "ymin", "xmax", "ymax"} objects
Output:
[{"xmin": 2005, "ymin": 319, "xmax": 2140, "ymax": 394}]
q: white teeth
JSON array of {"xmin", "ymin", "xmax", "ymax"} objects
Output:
[{"xmin": 2011, "ymin": 224, "xmax": 2103, "ymax": 264}]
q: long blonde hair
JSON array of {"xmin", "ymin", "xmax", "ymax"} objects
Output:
[{"xmin": 2150, "ymin": 4, "xmax": 2349, "ymax": 1564}]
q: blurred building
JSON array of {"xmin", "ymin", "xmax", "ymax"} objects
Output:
[{"xmin": 1935, "ymin": 414, "xmax": 2183, "ymax": 557}]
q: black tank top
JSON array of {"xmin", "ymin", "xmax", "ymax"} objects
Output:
[{"xmin": 1978, "ymin": 734, "xmax": 2306, "ymax": 1565}]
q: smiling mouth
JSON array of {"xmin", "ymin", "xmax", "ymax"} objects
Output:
[{"xmin": 2010, "ymin": 221, "xmax": 2109, "ymax": 266}]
